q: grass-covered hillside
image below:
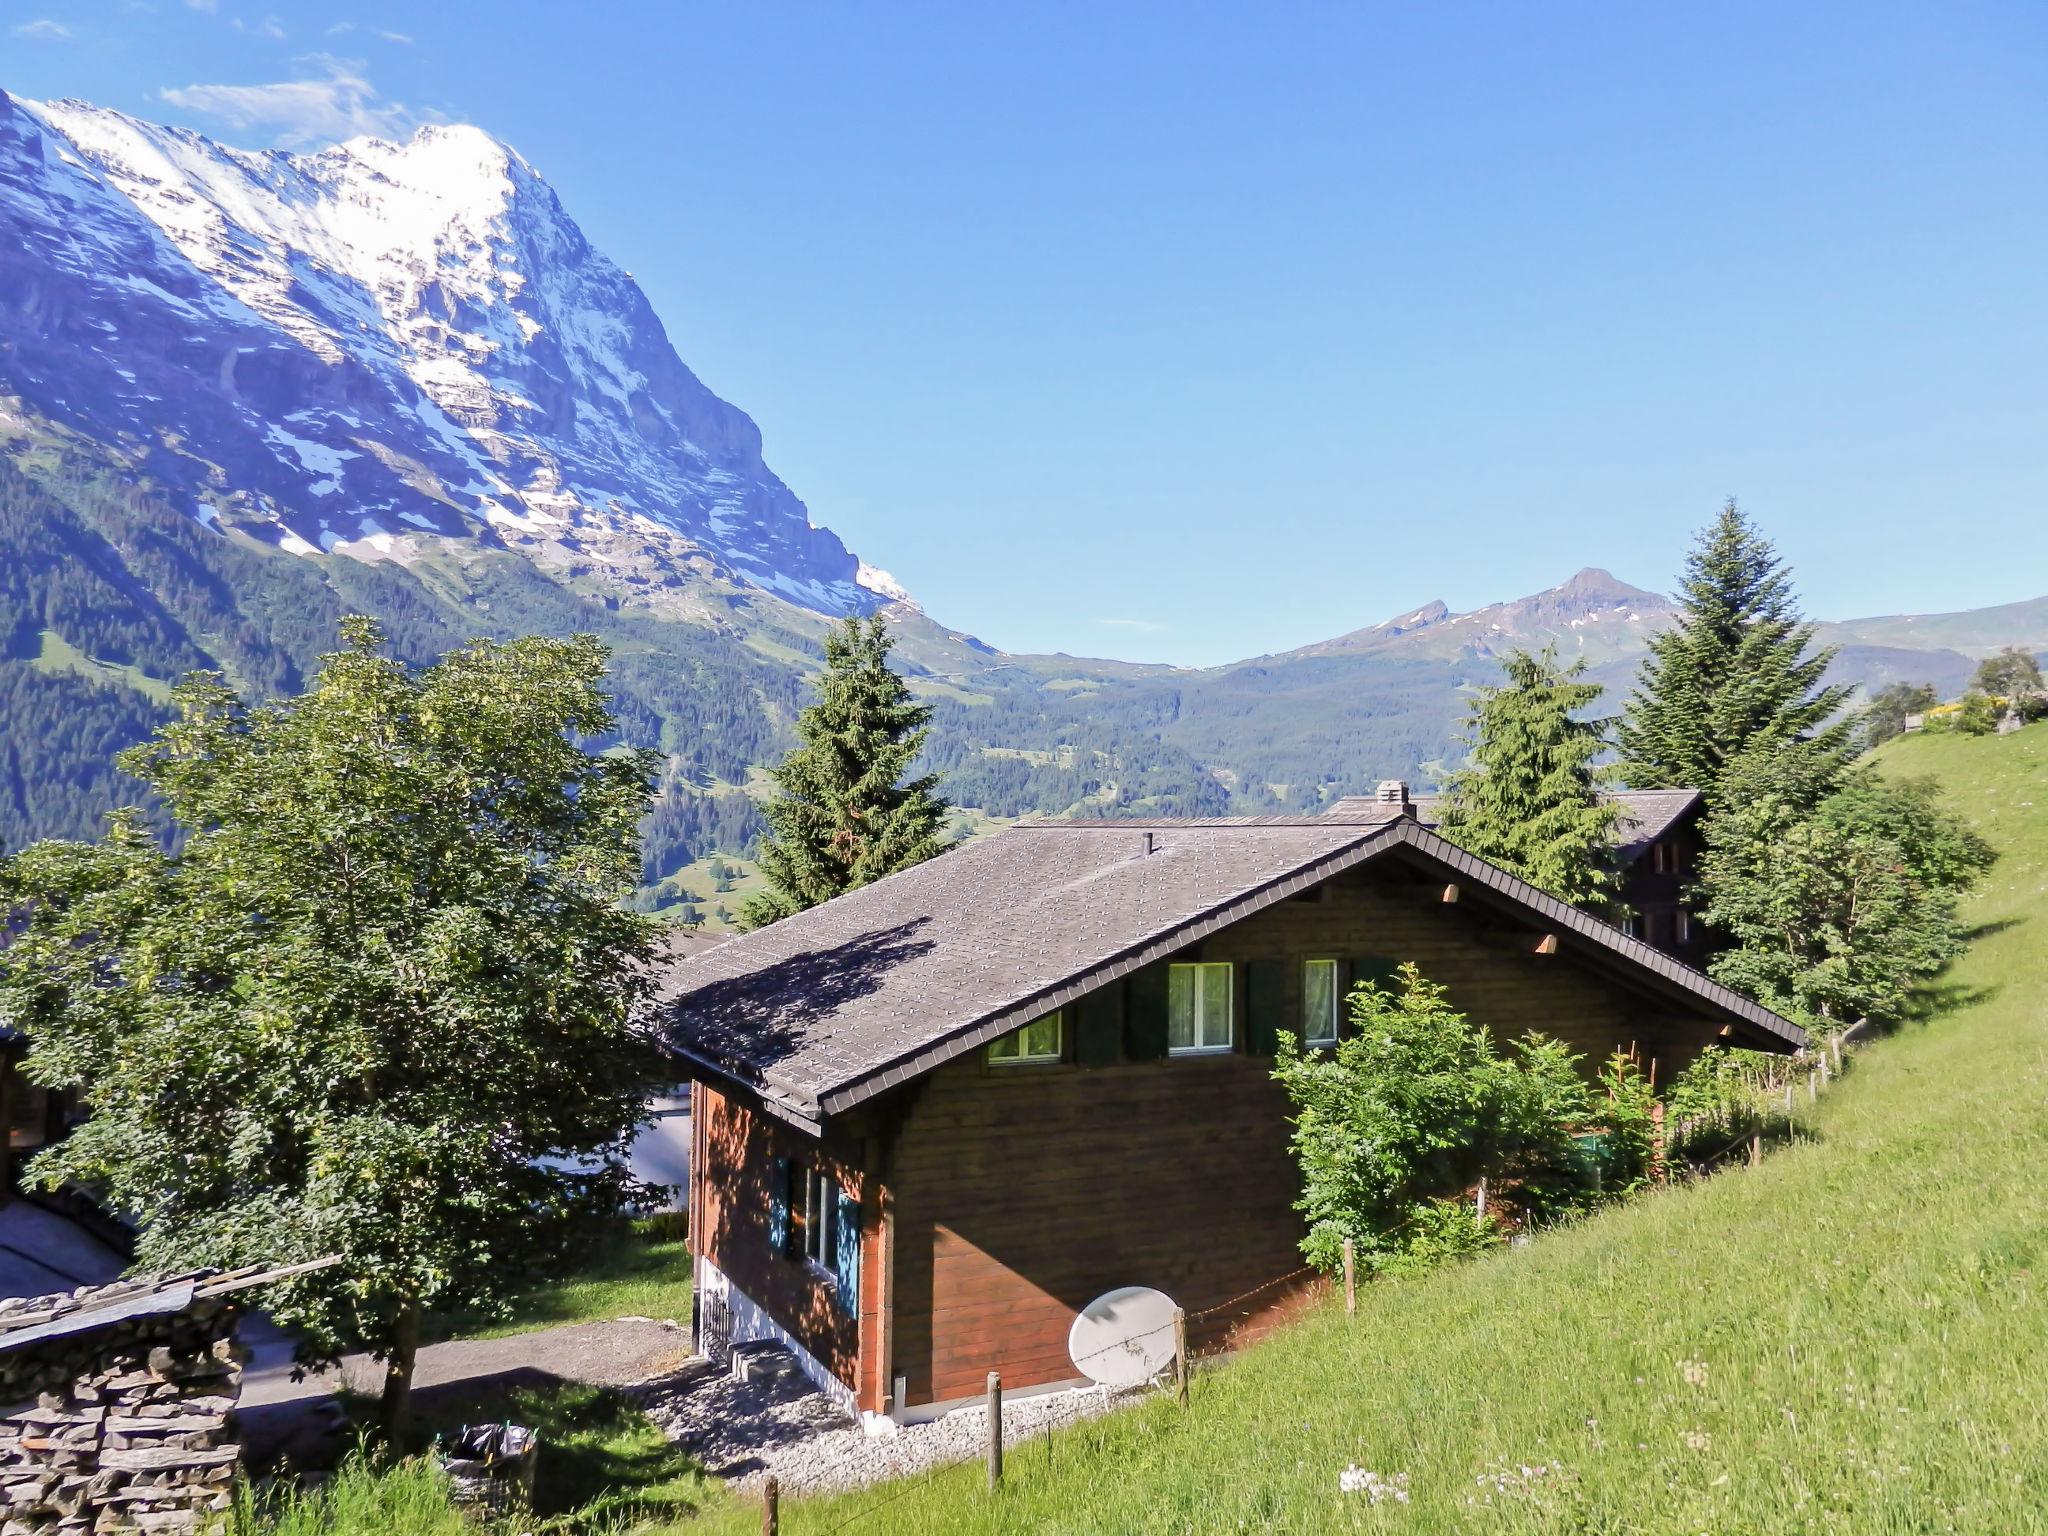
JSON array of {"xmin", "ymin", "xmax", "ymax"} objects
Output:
[{"xmin": 678, "ymin": 726, "xmax": 2048, "ymax": 1535}]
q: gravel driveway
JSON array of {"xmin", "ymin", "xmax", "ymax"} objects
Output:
[{"xmin": 636, "ymin": 1358, "xmax": 1136, "ymax": 1496}]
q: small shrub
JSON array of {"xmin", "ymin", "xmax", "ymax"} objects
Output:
[
  {"xmin": 1377, "ymin": 1200, "xmax": 1504, "ymax": 1276},
  {"xmin": 1272, "ymin": 964, "xmax": 1600, "ymax": 1279}
]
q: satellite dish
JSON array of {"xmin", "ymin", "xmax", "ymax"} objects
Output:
[{"xmin": 1068, "ymin": 1285, "xmax": 1179, "ymax": 1389}]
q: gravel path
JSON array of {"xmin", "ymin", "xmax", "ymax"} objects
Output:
[{"xmin": 636, "ymin": 1358, "xmax": 1137, "ymax": 1495}]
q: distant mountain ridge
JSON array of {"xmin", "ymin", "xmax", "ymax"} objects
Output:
[{"xmin": 1, "ymin": 92, "xmax": 2041, "ymax": 903}]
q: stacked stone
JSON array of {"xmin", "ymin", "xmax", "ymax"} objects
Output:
[{"xmin": 0, "ymin": 1274, "xmax": 247, "ymax": 1535}]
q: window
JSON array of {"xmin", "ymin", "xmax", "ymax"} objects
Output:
[
  {"xmin": 1167, "ymin": 962, "xmax": 1233, "ymax": 1053},
  {"xmin": 1301, "ymin": 959, "xmax": 1339, "ymax": 1047},
  {"xmin": 988, "ymin": 1009, "xmax": 1063, "ymax": 1065},
  {"xmin": 771, "ymin": 1159, "xmax": 862, "ymax": 1315}
]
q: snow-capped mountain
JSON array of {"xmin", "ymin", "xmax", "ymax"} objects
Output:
[{"xmin": 0, "ymin": 91, "xmax": 897, "ymax": 615}]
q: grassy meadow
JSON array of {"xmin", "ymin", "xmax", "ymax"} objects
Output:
[{"xmin": 245, "ymin": 726, "xmax": 2047, "ymax": 1534}]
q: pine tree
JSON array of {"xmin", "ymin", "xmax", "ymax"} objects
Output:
[
  {"xmin": 1436, "ymin": 646, "xmax": 1624, "ymax": 911},
  {"xmin": 1616, "ymin": 501, "xmax": 1856, "ymax": 801},
  {"xmin": 742, "ymin": 615, "xmax": 950, "ymax": 927}
]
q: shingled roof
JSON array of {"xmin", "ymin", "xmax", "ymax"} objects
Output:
[
  {"xmin": 655, "ymin": 816, "xmax": 1800, "ymax": 1130},
  {"xmin": 1322, "ymin": 787, "xmax": 1703, "ymax": 865}
]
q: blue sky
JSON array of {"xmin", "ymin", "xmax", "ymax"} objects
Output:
[{"xmin": 8, "ymin": 3, "xmax": 2046, "ymax": 665}]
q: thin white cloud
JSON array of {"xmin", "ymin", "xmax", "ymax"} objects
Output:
[
  {"xmin": 231, "ymin": 15, "xmax": 287, "ymax": 39},
  {"xmin": 376, "ymin": 29, "xmax": 411, "ymax": 44},
  {"xmin": 1097, "ymin": 618, "xmax": 1168, "ymax": 633},
  {"xmin": 184, "ymin": 0, "xmax": 217, "ymax": 11},
  {"xmin": 159, "ymin": 55, "xmax": 419, "ymax": 147},
  {"xmin": 13, "ymin": 17, "xmax": 73, "ymax": 39},
  {"xmin": 324, "ymin": 19, "xmax": 354, "ymax": 34}
]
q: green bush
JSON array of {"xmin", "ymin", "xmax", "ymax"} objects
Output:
[{"xmin": 1271, "ymin": 964, "xmax": 1603, "ymax": 1278}]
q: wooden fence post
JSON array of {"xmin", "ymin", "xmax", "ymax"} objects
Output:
[
  {"xmin": 1475, "ymin": 1177, "xmax": 1488, "ymax": 1219},
  {"xmin": 1749, "ymin": 1132, "xmax": 1762, "ymax": 1168},
  {"xmin": 762, "ymin": 1475, "xmax": 779, "ymax": 1536},
  {"xmin": 1172, "ymin": 1308, "xmax": 1190, "ymax": 1408},
  {"xmin": 1808, "ymin": 1068, "xmax": 1817, "ymax": 1104},
  {"xmin": 1831, "ymin": 1033, "xmax": 1843, "ymax": 1074},
  {"xmin": 1650, "ymin": 1101, "xmax": 1667, "ymax": 1185},
  {"xmin": 1342, "ymin": 1239, "xmax": 1356, "ymax": 1316},
  {"xmin": 986, "ymin": 1371, "xmax": 1003, "ymax": 1488}
]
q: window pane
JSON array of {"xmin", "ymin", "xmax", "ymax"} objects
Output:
[
  {"xmin": 1303, "ymin": 959, "xmax": 1337, "ymax": 1044},
  {"xmin": 1201, "ymin": 964, "xmax": 1232, "ymax": 1048},
  {"xmin": 1024, "ymin": 1012, "xmax": 1061, "ymax": 1059},
  {"xmin": 1168, "ymin": 966, "xmax": 1196, "ymax": 1050},
  {"xmin": 988, "ymin": 1031, "xmax": 1018, "ymax": 1062}
]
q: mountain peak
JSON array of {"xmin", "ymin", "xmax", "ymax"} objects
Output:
[{"xmin": 0, "ymin": 92, "xmax": 890, "ymax": 618}]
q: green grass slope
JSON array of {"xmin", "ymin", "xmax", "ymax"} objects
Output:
[{"xmin": 689, "ymin": 727, "xmax": 2048, "ymax": 1535}]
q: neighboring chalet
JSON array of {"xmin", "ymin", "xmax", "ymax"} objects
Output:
[
  {"xmin": 1326, "ymin": 783, "xmax": 1711, "ymax": 968},
  {"xmin": 658, "ymin": 799, "xmax": 1799, "ymax": 1421}
]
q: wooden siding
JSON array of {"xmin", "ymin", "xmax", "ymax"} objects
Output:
[
  {"xmin": 690, "ymin": 1082, "xmax": 863, "ymax": 1393},
  {"xmin": 881, "ymin": 859, "xmax": 1726, "ymax": 1407}
]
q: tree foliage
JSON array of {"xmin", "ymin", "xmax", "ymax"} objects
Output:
[
  {"xmin": 1860, "ymin": 681, "xmax": 1939, "ymax": 752},
  {"xmin": 1971, "ymin": 646, "xmax": 2045, "ymax": 708},
  {"xmin": 1699, "ymin": 747, "xmax": 1995, "ymax": 1035},
  {"xmin": 742, "ymin": 616, "xmax": 951, "ymax": 927},
  {"xmin": 1617, "ymin": 501, "xmax": 1856, "ymax": 801},
  {"xmin": 1436, "ymin": 645, "xmax": 1623, "ymax": 911},
  {"xmin": 1271, "ymin": 965, "xmax": 1636, "ymax": 1277},
  {"xmin": 0, "ymin": 619, "xmax": 667, "ymax": 1436}
]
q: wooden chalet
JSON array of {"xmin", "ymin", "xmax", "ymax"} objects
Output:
[{"xmin": 657, "ymin": 803, "xmax": 1799, "ymax": 1421}]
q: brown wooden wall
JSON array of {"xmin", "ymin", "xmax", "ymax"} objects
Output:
[
  {"xmin": 690, "ymin": 1082, "xmax": 863, "ymax": 1392},
  {"xmin": 881, "ymin": 858, "xmax": 1727, "ymax": 1407}
]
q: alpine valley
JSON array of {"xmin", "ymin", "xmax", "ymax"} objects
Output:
[{"xmin": 4, "ymin": 93, "xmax": 2044, "ymax": 906}]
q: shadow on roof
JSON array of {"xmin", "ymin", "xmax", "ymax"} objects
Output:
[{"xmin": 664, "ymin": 919, "xmax": 938, "ymax": 1078}]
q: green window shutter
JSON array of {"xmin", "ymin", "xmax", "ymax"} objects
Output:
[
  {"xmin": 1075, "ymin": 984, "xmax": 1123, "ymax": 1067},
  {"xmin": 1246, "ymin": 959, "xmax": 1286, "ymax": 1055},
  {"xmin": 831, "ymin": 1187, "xmax": 861, "ymax": 1316},
  {"xmin": 1125, "ymin": 966, "xmax": 1170, "ymax": 1061},
  {"xmin": 1347, "ymin": 954, "xmax": 1400, "ymax": 994},
  {"xmin": 1345, "ymin": 955, "xmax": 1400, "ymax": 1035}
]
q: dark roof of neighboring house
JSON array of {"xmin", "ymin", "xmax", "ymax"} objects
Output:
[
  {"xmin": 0, "ymin": 1258, "xmax": 338, "ymax": 1356},
  {"xmin": 655, "ymin": 814, "xmax": 1800, "ymax": 1130},
  {"xmin": 1322, "ymin": 788, "xmax": 1704, "ymax": 866}
]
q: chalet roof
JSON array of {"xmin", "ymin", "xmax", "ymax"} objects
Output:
[
  {"xmin": 655, "ymin": 815, "xmax": 1800, "ymax": 1130},
  {"xmin": 1322, "ymin": 787, "xmax": 1704, "ymax": 866}
]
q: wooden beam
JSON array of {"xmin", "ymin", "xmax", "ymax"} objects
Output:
[
  {"xmin": 1440, "ymin": 883, "xmax": 1460, "ymax": 904},
  {"xmin": 1533, "ymin": 933, "xmax": 1559, "ymax": 956}
]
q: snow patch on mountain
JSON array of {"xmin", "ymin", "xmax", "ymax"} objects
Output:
[{"xmin": 0, "ymin": 92, "xmax": 893, "ymax": 617}]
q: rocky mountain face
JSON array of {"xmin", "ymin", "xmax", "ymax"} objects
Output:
[{"xmin": 0, "ymin": 92, "xmax": 895, "ymax": 615}]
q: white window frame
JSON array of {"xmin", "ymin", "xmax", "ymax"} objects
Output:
[
  {"xmin": 1168, "ymin": 962, "xmax": 1234, "ymax": 1055},
  {"xmin": 988, "ymin": 1009, "xmax": 1064, "ymax": 1066},
  {"xmin": 1301, "ymin": 958, "xmax": 1340, "ymax": 1048}
]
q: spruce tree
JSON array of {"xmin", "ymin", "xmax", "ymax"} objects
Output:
[
  {"xmin": 1616, "ymin": 501, "xmax": 1856, "ymax": 801},
  {"xmin": 1436, "ymin": 645, "xmax": 1624, "ymax": 911},
  {"xmin": 742, "ymin": 615, "xmax": 950, "ymax": 927}
]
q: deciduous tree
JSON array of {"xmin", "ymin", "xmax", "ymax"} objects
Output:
[
  {"xmin": 0, "ymin": 619, "xmax": 666, "ymax": 1439},
  {"xmin": 1699, "ymin": 745, "xmax": 1994, "ymax": 1037}
]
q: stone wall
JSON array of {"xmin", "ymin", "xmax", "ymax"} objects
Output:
[{"xmin": 0, "ymin": 1281, "xmax": 245, "ymax": 1535}]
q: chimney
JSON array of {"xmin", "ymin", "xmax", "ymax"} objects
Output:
[
  {"xmin": 1141, "ymin": 830, "xmax": 1157, "ymax": 856},
  {"xmin": 1375, "ymin": 780, "xmax": 1416, "ymax": 819}
]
